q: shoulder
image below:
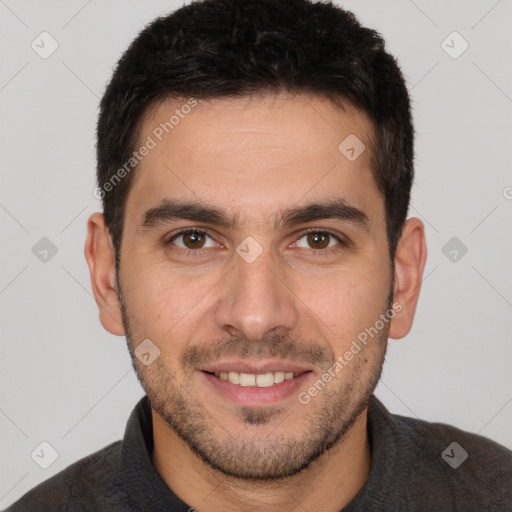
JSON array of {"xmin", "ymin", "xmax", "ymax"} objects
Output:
[
  {"xmin": 394, "ymin": 410, "xmax": 512, "ymax": 469},
  {"xmin": 391, "ymin": 410, "xmax": 512, "ymax": 509},
  {"xmin": 4, "ymin": 441, "xmax": 127, "ymax": 512}
]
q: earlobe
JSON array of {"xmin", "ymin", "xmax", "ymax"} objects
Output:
[
  {"xmin": 84, "ymin": 213, "xmax": 125, "ymax": 336},
  {"xmin": 388, "ymin": 217, "xmax": 427, "ymax": 340}
]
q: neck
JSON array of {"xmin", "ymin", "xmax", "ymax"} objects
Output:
[{"xmin": 151, "ymin": 407, "xmax": 371, "ymax": 512}]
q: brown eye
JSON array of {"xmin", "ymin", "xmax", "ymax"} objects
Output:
[
  {"xmin": 183, "ymin": 231, "xmax": 206, "ymax": 249},
  {"xmin": 307, "ymin": 232, "xmax": 330, "ymax": 249},
  {"xmin": 295, "ymin": 231, "xmax": 341, "ymax": 250},
  {"xmin": 170, "ymin": 230, "xmax": 215, "ymax": 250}
]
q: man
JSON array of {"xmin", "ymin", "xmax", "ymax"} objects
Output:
[{"xmin": 6, "ymin": 0, "xmax": 511, "ymax": 510}]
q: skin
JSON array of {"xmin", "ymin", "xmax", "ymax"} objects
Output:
[{"xmin": 85, "ymin": 93, "xmax": 427, "ymax": 512}]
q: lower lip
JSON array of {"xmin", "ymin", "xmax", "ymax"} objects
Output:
[{"xmin": 201, "ymin": 371, "xmax": 312, "ymax": 406}]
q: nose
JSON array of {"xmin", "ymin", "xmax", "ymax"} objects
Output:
[{"xmin": 214, "ymin": 248, "xmax": 299, "ymax": 342}]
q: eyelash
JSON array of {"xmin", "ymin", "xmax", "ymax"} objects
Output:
[
  {"xmin": 297, "ymin": 231, "xmax": 349, "ymax": 259},
  {"xmin": 166, "ymin": 227, "xmax": 348, "ymax": 256},
  {"xmin": 165, "ymin": 228, "xmax": 217, "ymax": 257}
]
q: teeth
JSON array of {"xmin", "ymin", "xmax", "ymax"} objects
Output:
[
  {"xmin": 274, "ymin": 371, "xmax": 285, "ymax": 384},
  {"xmin": 239, "ymin": 373, "xmax": 256, "ymax": 387},
  {"xmin": 255, "ymin": 373, "xmax": 274, "ymax": 387},
  {"xmin": 228, "ymin": 371, "xmax": 240, "ymax": 384},
  {"xmin": 213, "ymin": 371, "xmax": 298, "ymax": 387}
]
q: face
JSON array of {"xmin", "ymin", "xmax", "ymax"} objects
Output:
[{"xmin": 117, "ymin": 93, "xmax": 394, "ymax": 479}]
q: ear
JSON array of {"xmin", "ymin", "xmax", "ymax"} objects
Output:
[
  {"xmin": 84, "ymin": 213, "xmax": 125, "ymax": 336},
  {"xmin": 388, "ymin": 217, "xmax": 427, "ymax": 339}
]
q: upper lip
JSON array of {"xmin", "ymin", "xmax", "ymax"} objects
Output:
[{"xmin": 199, "ymin": 359, "xmax": 313, "ymax": 375}]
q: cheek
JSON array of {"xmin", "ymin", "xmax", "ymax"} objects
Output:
[
  {"xmin": 122, "ymin": 257, "xmax": 220, "ymax": 340},
  {"xmin": 297, "ymin": 260, "xmax": 390, "ymax": 346}
]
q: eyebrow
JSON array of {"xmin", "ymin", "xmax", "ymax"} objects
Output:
[{"xmin": 140, "ymin": 198, "xmax": 370, "ymax": 232}]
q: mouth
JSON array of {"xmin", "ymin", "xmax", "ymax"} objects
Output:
[
  {"xmin": 205, "ymin": 370, "xmax": 305, "ymax": 387},
  {"xmin": 199, "ymin": 363, "xmax": 314, "ymax": 406}
]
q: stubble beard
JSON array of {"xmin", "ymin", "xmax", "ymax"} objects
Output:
[{"xmin": 117, "ymin": 278, "xmax": 390, "ymax": 481}]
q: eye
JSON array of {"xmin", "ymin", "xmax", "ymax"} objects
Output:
[
  {"xmin": 295, "ymin": 231, "xmax": 342, "ymax": 250},
  {"xmin": 168, "ymin": 229, "xmax": 217, "ymax": 250}
]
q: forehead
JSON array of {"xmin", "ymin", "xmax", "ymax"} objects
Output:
[{"xmin": 125, "ymin": 93, "xmax": 383, "ymax": 227}]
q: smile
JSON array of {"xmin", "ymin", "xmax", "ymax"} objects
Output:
[
  {"xmin": 201, "ymin": 367, "xmax": 313, "ymax": 406},
  {"xmin": 212, "ymin": 371, "xmax": 298, "ymax": 387}
]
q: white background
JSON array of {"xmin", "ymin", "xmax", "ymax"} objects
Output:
[{"xmin": 1, "ymin": 0, "xmax": 511, "ymax": 507}]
